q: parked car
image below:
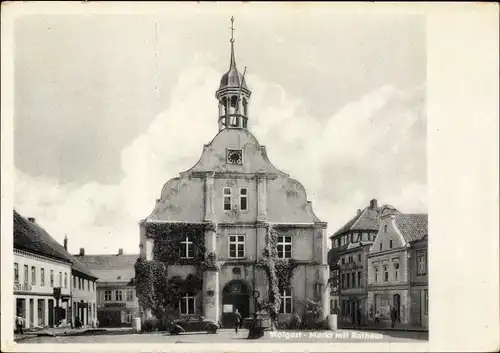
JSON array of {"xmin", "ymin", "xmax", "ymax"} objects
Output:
[{"xmin": 169, "ymin": 314, "xmax": 221, "ymax": 335}]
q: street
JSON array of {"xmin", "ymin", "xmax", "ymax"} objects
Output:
[{"xmin": 16, "ymin": 329, "xmax": 428, "ymax": 344}]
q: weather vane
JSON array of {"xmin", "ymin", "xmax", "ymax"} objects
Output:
[{"xmin": 230, "ymin": 16, "xmax": 235, "ymax": 43}]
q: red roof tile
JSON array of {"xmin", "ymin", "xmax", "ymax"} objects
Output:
[
  {"xmin": 14, "ymin": 210, "xmax": 97, "ymax": 279},
  {"xmin": 331, "ymin": 203, "xmax": 399, "ymax": 237},
  {"xmin": 75, "ymin": 254, "xmax": 138, "ymax": 283},
  {"xmin": 394, "ymin": 214, "xmax": 428, "ymax": 242}
]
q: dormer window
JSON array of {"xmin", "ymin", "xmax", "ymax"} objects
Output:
[{"xmin": 384, "ymin": 225, "xmax": 388, "ymax": 233}]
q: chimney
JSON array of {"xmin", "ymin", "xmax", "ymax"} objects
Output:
[
  {"xmin": 79, "ymin": 248, "xmax": 85, "ymax": 256},
  {"xmin": 64, "ymin": 235, "xmax": 68, "ymax": 250},
  {"xmin": 28, "ymin": 217, "xmax": 35, "ymax": 223},
  {"xmin": 370, "ymin": 199, "xmax": 378, "ymax": 210},
  {"xmin": 118, "ymin": 248, "xmax": 123, "ymax": 256}
]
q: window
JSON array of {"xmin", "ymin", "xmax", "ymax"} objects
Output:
[
  {"xmin": 424, "ymin": 289, "xmax": 428, "ymax": 315},
  {"xmin": 352, "ymin": 272, "xmax": 356, "ymax": 288},
  {"xmin": 73, "ymin": 276, "xmax": 76, "ymax": 289},
  {"xmin": 358, "ymin": 254, "xmax": 362, "ymax": 262},
  {"xmin": 384, "ymin": 225, "xmax": 388, "ymax": 233},
  {"xmin": 31, "ymin": 266, "xmax": 36, "ymax": 285},
  {"xmin": 104, "ymin": 290, "xmax": 112, "ymax": 301},
  {"xmin": 279, "ymin": 288, "xmax": 293, "ymax": 313},
  {"xmin": 277, "ymin": 235, "xmax": 292, "ymax": 259},
  {"xmin": 126, "ymin": 290, "xmax": 133, "ymax": 301},
  {"xmin": 358, "ymin": 271, "xmax": 362, "ymax": 287},
  {"xmin": 64, "ymin": 273, "xmax": 67, "ymax": 288},
  {"xmin": 239, "ymin": 188, "xmax": 248, "ymax": 211},
  {"xmin": 348, "ymin": 256, "xmax": 353, "ymax": 264},
  {"xmin": 59, "ymin": 272, "xmax": 62, "ymax": 287},
  {"xmin": 180, "ymin": 235, "xmax": 194, "ymax": 259},
  {"xmin": 384, "ymin": 265, "xmax": 389, "ymax": 282},
  {"xmin": 24, "ymin": 265, "xmax": 29, "ymax": 284},
  {"xmin": 417, "ymin": 251, "xmax": 427, "ymax": 275},
  {"xmin": 50, "ymin": 270, "xmax": 54, "ymax": 287},
  {"xmin": 341, "ymin": 257, "xmax": 345, "ymax": 265},
  {"xmin": 179, "ymin": 293, "xmax": 195, "ymax": 315},
  {"xmin": 126, "ymin": 312, "xmax": 133, "ymax": 323},
  {"xmin": 229, "ymin": 235, "xmax": 245, "ymax": 258},
  {"xmin": 379, "ymin": 242, "xmax": 382, "ymax": 251},
  {"xmin": 346, "ymin": 272, "xmax": 351, "ymax": 288},
  {"xmin": 350, "ymin": 234, "xmax": 353, "ymax": 242},
  {"xmin": 394, "ymin": 263, "xmax": 400, "ymax": 280},
  {"xmin": 93, "ymin": 282, "xmax": 95, "ymax": 291},
  {"xmin": 389, "ymin": 240, "xmax": 393, "ymax": 249},
  {"xmin": 40, "ymin": 268, "xmax": 45, "ymax": 286},
  {"xmin": 14, "ymin": 263, "xmax": 19, "ymax": 282},
  {"xmin": 374, "ymin": 267, "xmax": 379, "ymax": 282},
  {"xmin": 341, "ymin": 273, "xmax": 345, "ymax": 289},
  {"xmin": 116, "ymin": 290, "xmax": 123, "ymax": 301},
  {"xmin": 223, "ymin": 187, "xmax": 231, "ymax": 210}
]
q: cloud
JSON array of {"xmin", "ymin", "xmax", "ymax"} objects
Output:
[{"xmin": 14, "ymin": 63, "xmax": 426, "ymax": 254}]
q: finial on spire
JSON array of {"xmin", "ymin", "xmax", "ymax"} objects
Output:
[{"xmin": 230, "ymin": 16, "xmax": 235, "ymax": 43}]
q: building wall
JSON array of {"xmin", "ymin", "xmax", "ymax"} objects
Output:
[
  {"xmin": 141, "ymin": 127, "xmax": 329, "ymax": 321},
  {"xmin": 13, "ymin": 249, "xmax": 72, "ymax": 328},
  {"xmin": 96, "ymin": 282, "xmax": 139, "ymax": 327},
  {"xmin": 71, "ymin": 273, "xmax": 97, "ymax": 327},
  {"xmin": 366, "ymin": 215, "xmax": 428, "ymax": 329}
]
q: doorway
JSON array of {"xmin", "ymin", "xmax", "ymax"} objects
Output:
[
  {"xmin": 393, "ymin": 294, "xmax": 401, "ymax": 322},
  {"xmin": 222, "ymin": 280, "xmax": 250, "ymax": 328},
  {"xmin": 48, "ymin": 299, "xmax": 54, "ymax": 327}
]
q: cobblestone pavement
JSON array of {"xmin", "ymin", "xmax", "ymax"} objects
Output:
[{"xmin": 14, "ymin": 329, "xmax": 428, "ymax": 344}]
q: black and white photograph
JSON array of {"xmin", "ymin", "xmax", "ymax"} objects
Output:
[{"xmin": 1, "ymin": 2, "xmax": 499, "ymax": 352}]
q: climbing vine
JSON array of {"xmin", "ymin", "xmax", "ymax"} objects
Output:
[
  {"xmin": 149, "ymin": 222, "xmax": 209, "ymax": 265},
  {"xmin": 258, "ymin": 224, "xmax": 297, "ymax": 324},
  {"xmin": 135, "ymin": 222, "xmax": 216, "ymax": 320}
]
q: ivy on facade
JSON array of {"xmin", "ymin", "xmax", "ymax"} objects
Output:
[
  {"xmin": 258, "ymin": 224, "xmax": 297, "ymax": 323},
  {"xmin": 149, "ymin": 222, "xmax": 208, "ymax": 265},
  {"xmin": 135, "ymin": 222, "xmax": 216, "ymax": 319}
]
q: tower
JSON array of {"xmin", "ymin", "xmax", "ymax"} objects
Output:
[{"xmin": 215, "ymin": 17, "xmax": 251, "ymax": 131}]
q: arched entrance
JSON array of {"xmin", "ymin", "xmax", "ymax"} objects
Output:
[
  {"xmin": 221, "ymin": 280, "xmax": 251, "ymax": 328},
  {"xmin": 393, "ymin": 294, "xmax": 401, "ymax": 322}
]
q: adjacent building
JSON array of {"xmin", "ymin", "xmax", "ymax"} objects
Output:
[
  {"xmin": 328, "ymin": 199, "xmax": 399, "ymax": 327},
  {"xmin": 75, "ymin": 249, "xmax": 139, "ymax": 327},
  {"xmin": 366, "ymin": 211, "xmax": 428, "ymax": 329},
  {"xmin": 65, "ymin": 240, "xmax": 99, "ymax": 328},
  {"xmin": 13, "ymin": 210, "xmax": 98, "ymax": 329},
  {"xmin": 13, "ymin": 211, "xmax": 72, "ymax": 328},
  {"xmin": 139, "ymin": 25, "xmax": 330, "ymax": 326}
]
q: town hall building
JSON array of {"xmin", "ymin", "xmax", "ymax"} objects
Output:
[{"xmin": 138, "ymin": 19, "xmax": 330, "ymax": 326}]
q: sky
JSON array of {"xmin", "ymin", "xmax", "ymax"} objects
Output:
[{"xmin": 13, "ymin": 7, "xmax": 427, "ymax": 255}]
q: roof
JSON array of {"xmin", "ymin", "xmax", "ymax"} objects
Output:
[
  {"xmin": 13, "ymin": 210, "xmax": 97, "ymax": 279},
  {"xmin": 331, "ymin": 203, "xmax": 399, "ymax": 238},
  {"xmin": 74, "ymin": 254, "xmax": 138, "ymax": 283},
  {"xmin": 394, "ymin": 214, "xmax": 428, "ymax": 243},
  {"xmin": 218, "ymin": 42, "xmax": 248, "ymax": 91}
]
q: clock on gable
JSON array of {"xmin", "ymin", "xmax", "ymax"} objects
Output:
[{"xmin": 227, "ymin": 149, "xmax": 243, "ymax": 165}]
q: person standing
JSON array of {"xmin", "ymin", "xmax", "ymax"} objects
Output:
[
  {"xmin": 234, "ymin": 309, "xmax": 242, "ymax": 334},
  {"xmin": 15, "ymin": 314, "xmax": 24, "ymax": 334},
  {"xmin": 390, "ymin": 305, "xmax": 398, "ymax": 328}
]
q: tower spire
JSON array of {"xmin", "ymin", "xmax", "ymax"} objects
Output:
[
  {"xmin": 216, "ymin": 16, "xmax": 251, "ymax": 131},
  {"xmin": 229, "ymin": 16, "xmax": 236, "ymax": 69}
]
